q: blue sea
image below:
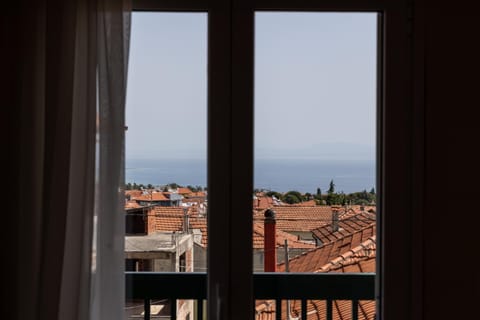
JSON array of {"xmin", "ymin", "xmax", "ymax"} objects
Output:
[{"xmin": 126, "ymin": 158, "xmax": 375, "ymax": 194}]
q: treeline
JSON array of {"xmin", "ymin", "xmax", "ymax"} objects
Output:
[
  {"xmin": 126, "ymin": 179, "xmax": 375, "ymax": 205},
  {"xmin": 125, "ymin": 182, "xmax": 206, "ymax": 192},
  {"xmin": 257, "ymin": 179, "xmax": 376, "ymax": 206}
]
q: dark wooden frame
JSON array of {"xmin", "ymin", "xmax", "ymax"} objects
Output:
[{"xmin": 131, "ymin": 1, "xmax": 419, "ymax": 319}]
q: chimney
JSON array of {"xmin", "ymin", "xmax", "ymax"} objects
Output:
[
  {"xmin": 332, "ymin": 209, "xmax": 339, "ymax": 232},
  {"xmin": 264, "ymin": 209, "xmax": 277, "ymax": 272}
]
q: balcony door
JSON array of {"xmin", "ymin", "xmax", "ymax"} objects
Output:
[{"xmin": 130, "ymin": 1, "xmax": 413, "ymax": 320}]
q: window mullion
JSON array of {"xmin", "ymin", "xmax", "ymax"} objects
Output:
[
  {"xmin": 207, "ymin": 0, "xmax": 233, "ymax": 319},
  {"xmin": 231, "ymin": 0, "xmax": 254, "ymax": 319},
  {"xmin": 208, "ymin": 0, "xmax": 254, "ymax": 319}
]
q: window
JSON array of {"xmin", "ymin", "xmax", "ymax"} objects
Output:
[
  {"xmin": 128, "ymin": 1, "xmax": 413, "ymax": 319},
  {"xmin": 254, "ymin": 12, "xmax": 377, "ymax": 277}
]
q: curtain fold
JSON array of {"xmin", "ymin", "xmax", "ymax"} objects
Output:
[
  {"xmin": 4, "ymin": 0, "xmax": 131, "ymax": 318},
  {"xmin": 93, "ymin": 1, "xmax": 131, "ymax": 319},
  {"xmin": 58, "ymin": 0, "xmax": 98, "ymax": 319}
]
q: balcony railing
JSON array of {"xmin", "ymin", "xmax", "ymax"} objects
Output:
[{"xmin": 125, "ymin": 272, "xmax": 375, "ymax": 320}]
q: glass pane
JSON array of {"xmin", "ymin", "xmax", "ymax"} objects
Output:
[
  {"xmin": 254, "ymin": 11, "xmax": 377, "ymax": 319},
  {"xmin": 125, "ymin": 12, "xmax": 207, "ymax": 319}
]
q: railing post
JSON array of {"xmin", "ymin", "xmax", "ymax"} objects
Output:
[
  {"xmin": 144, "ymin": 299, "xmax": 150, "ymax": 320},
  {"xmin": 197, "ymin": 299, "xmax": 204, "ymax": 320},
  {"xmin": 352, "ymin": 299, "xmax": 359, "ymax": 320},
  {"xmin": 276, "ymin": 299, "xmax": 282, "ymax": 320},
  {"xmin": 171, "ymin": 299, "xmax": 177, "ymax": 319},
  {"xmin": 327, "ymin": 299, "xmax": 333, "ymax": 320}
]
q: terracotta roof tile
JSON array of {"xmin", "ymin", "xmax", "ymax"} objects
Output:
[
  {"xmin": 312, "ymin": 210, "xmax": 376, "ymax": 245},
  {"xmin": 186, "ymin": 191, "xmax": 207, "ymax": 198},
  {"xmin": 253, "ymin": 196, "xmax": 276, "ymax": 210},
  {"xmin": 253, "ymin": 206, "xmax": 333, "ymax": 232},
  {"xmin": 151, "ymin": 207, "xmax": 188, "ymax": 232},
  {"xmin": 136, "ymin": 192, "xmax": 169, "ymax": 202},
  {"xmin": 290, "ymin": 199, "xmax": 317, "ymax": 207},
  {"xmin": 177, "ymin": 187, "xmax": 192, "ymax": 195},
  {"xmin": 189, "ymin": 216, "xmax": 208, "ymax": 247},
  {"xmin": 277, "ymin": 224, "xmax": 376, "ymax": 273},
  {"xmin": 286, "ymin": 238, "xmax": 376, "ymax": 320},
  {"xmin": 125, "ymin": 200, "xmax": 142, "ymax": 209},
  {"xmin": 252, "ymin": 223, "xmax": 315, "ymax": 250},
  {"xmin": 125, "ymin": 190, "xmax": 143, "ymax": 199},
  {"xmin": 256, "ymin": 237, "xmax": 376, "ymax": 320}
]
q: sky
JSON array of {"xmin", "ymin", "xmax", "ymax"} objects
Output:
[{"xmin": 125, "ymin": 12, "xmax": 377, "ymax": 161}]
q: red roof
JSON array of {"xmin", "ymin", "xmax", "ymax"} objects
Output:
[
  {"xmin": 136, "ymin": 192, "xmax": 169, "ymax": 202},
  {"xmin": 290, "ymin": 199, "xmax": 317, "ymax": 207},
  {"xmin": 177, "ymin": 187, "xmax": 192, "ymax": 195},
  {"xmin": 253, "ymin": 206, "xmax": 333, "ymax": 232},
  {"xmin": 312, "ymin": 210, "xmax": 376, "ymax": 245},
  {"xmin": 125, "ymin": 200, "xmax": 142, "ymax": 209},
  {"xmin": 277, "ymin": 224, "xmax": 376, "ymax": 273},
  {"xmin": 151, "ymin": 207, "xmax": 188, "ymax": 232},
  {"xmin": 256, "ymin": 236, "xmax": 376, "ymax": 320},
  {"xmin": 252, "ymin": 223, "xmax": 315, "ymax": 250},
  {"xmin": 253, "ymin": 196, "xmax": 276, "ymax": 210}
]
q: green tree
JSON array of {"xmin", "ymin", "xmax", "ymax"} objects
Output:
[
  {"xmin": 327, "ymin": 180, "xmax": 335, "ymax": 194},
  {"xmin": 266, "ymin": 191, "xmax": 282, "ymax": 199},
  {"xmin": 282, "ymin": 190, "xmax": 303, "ymax": 204},
  {"xmin": 283, "ymin": 194, "xmax": 301, "ymax": 204},
  {"xmin": 168, "ymin": 182, "xmax": 181, "ymax": 189},
  {"xmin": 326, "ymin": 180, "xmax": 339, "ymax": 205}
]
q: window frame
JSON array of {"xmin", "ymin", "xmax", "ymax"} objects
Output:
[{"xmin": 130, "ymin": 1, "xmax": 418, "ymax": 320}]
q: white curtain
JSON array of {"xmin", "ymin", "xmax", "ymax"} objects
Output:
[
  {"xmin": 4, "ymin": 0, "xmax": 131, "ymax": 319},
  {"xmin": 92, "ymin": 0, "xmax": 131, "ymax": 320}
]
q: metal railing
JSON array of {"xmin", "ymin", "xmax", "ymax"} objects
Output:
[{"xmin": 125, "ymin": 272, "xmax": 375, "ymax": 320}]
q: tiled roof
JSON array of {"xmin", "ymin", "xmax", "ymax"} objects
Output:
[
  {"xmin": 312, "ymin": 210, "xmax": 376, "ymax": 245},
  {"xmin": 125, "ymin": 200, "xmax": 142, "ymax": 209},
  {"xmin": 189, "ymin": 216, "xmax": 208, "ymax": 247},
  {"xmin": 349, "ymin": 205, "xmax": 376, "ymax": 213},
  {"xmin": 125, "ymin": 190, "xmax": 143, "ymax": 199},
  {"xmin": 277, "ymin": 224, "xmax": 376, "ymax": 273},
  {"xmin": 255, "ymin": 300, "xmax": 275, "ymax": 320},
  {"xmin": 186, "ymin": 191, "xmax": 207, "ymax": 198},
  {"xmin": 253, "ymin": 206, "xmax": 333, "ymax": 233},
  {"xmin": 253, "ymin": 196, "xmax": 276, "ymax": 210},
  {"xmin": 151, "ymin": 207, "xmax": 188, "ymax": 232},
  {"xmin": 288, "ymin": 238, "xmax": 376, "ymax": 320},
  {"xmin": 256, "ymin": 237, "xmax": 376, "ymax": 320},
  {"xmin": 177, "ymin": 187, "xmax": 192, "ymax": 195},
  {"xmin": 314, "ymin": 236, "xmax": 375, "ymax": 273},
  {"xmin": 136, "ymin": 192, "xmax": 169, "ymax": 201},
  {"xmin": 252, "ymin": 223, "xmax": 315, "ymax": 250},
  {"xmin": 290, "ymin": 199, "xmax": 317, "ymax": 207},
  {"xmin": 148, "ymin": 210, "xmax": 314, "ymax": 250}
]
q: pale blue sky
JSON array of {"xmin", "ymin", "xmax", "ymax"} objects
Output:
[{"xmin": 126, "ymin": 12, "xmax": 377, "ymax": 161}]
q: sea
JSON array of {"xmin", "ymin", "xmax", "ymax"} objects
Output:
[{"xmin": 126, "ymin": 158, "xmax": 375, "ymax": 194}]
